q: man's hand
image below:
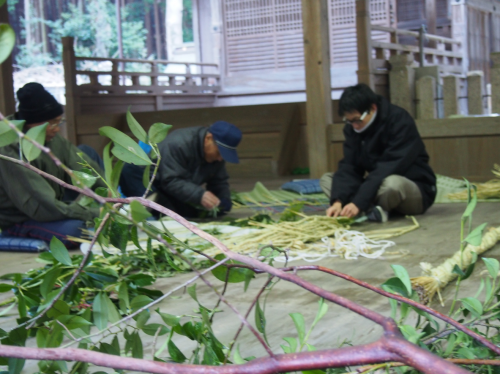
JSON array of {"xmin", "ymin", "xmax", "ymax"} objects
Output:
[
  {"xmin": 340, "ymin": 203, "xmax": 360, "ymax": 218},
  {"xmin": 201, "ymin": 191, "xmax": 220, "ymax": 210},
  {"xmin": 326, "ymin": 201, "xmax": 343, "ymax": 217}
]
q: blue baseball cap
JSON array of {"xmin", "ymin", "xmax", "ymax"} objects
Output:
[{"xmin": 209, "ymin": 121, "xmax": 242, "ymax": 164}]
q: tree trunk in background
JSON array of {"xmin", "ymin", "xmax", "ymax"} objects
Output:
[
  {"xmin": 145, "ymin": 5, "xmax": 154, "ymax": 57},
  {"xmin": 116, "ymin": 0, "xmax": 124, "ymax": 59},
  {"xmin": 24, "ymin": 0, "xmax": 32, "ymax": 50},
  {"xmin": 38, "ymin": 0, "xmax": 49, "ymax": 55},
  {"xmin": 153, "ymin": 0, "xmax": 163, "ymax": 59}
]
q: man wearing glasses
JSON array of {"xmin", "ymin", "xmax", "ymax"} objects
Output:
[
  {"xmin": 0, "ymin": 83, "xmax": 105, "ymax": 247},
  {"xmin": 321, "ymin": 83, "xmax": 436, "ymax": 222}
]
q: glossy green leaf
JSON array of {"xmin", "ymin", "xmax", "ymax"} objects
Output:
[
  {"xmin": 211, "ymin": 254, "xmax": 254, "ymax": 283},
  {"xmin": 131, "ymin": 295, "xmax": 153, "ymax": 311},
  {"xmin": 391, "ymin": 264, "xmax": 412, "ymax": 295},
  {"xmin": 56, "ymin": 315, "xmax": 92, "ymax": 331},
  {"xmin": 464, "ymin": 223, "xmax": 487, "ymax": 246},
  {"xmin": 0, "ymin": 120, "xmax": 24, "ymax": 147},
  {"xmin": 255, "ymin": 299, "xmax": 266, "ymax": 334},
  {"xmin": 8, "ymin": 358, "xmax": 25, "ymax": 374},
  {"xmin": 381, "ymin": 277, "xmax": 410, "ymax": 298},
  {"xmin": 0, "ymin": 283, "xmax": 13, "ymax": 293},
  {"xmin": 454, "ymin": 251, "xmax": 478, "ymax": 281},
  {"xmin": 103, "ymin": 142, "xmax": 113, "ymax": 184},
  {"xmin": 47, "ymin": 300, "xmax": 69, "ymax": 319},
  {"xmin": 483, "ymin": 257, "xmax": 500, "ymax": 279},
  {"xmin": 135, "ymin": 310, "xmax": 150, "ymax": 329},
  {"xmin": 93, "ymin": 293, "xmax": 109, "ymax": 330},
  {"xmin": 142, "ymin": 164, "xmax": 151, "ymax": 189},
  {"xmin": 281, "ymin": 337, "xmax": 298, "ymax": 353},
  {"xmin": 142, "ymin": 324, "xmax": 169, "ymax": 336},
  {"xmin": 126, "ymin": 109, "xmax": 147, "ymax": 143},
  {"xmin": 400, "ymin": 324, "xmax": 424, "ymax": 344},
  {"xmin": 0, "ymin": 24, "xmax": 15, "ymax": 65},
  {"xmin": 290, "ymin": 313, "xmax": 305, "ymax": 345},
  {"xmin": 99, "ymin": 126, "xmax": 151, "ymax": 165},
  {"xmin": 22, "ymin": 123, "xmax": 47, "ymax": 161},
  {"xmin": 187, "ymin": 284, "xmax": 198, "ymax": 303},
  {"xmin": 462, "ymin": 182, "xmax": 477, "ymax": 219},
  {"xmin": 118, "ymin": 282, "xmax": 130, "ymax": 313},
  {"xmin": 157, "ymin": 310, "xmax": 181, "ymax": 327},
  {"xmin": 148, "ymin": 123, "xmax": 172, "ymax": 144},
  {"xmin": 70, "ymin": 170, "xmax": 98, "ymax": 189},
  {"xmin": 460, "ymin": 297, "xmax": 483, "ymax": 318},
  {"xmin": 131, "ymin": 332, "xmax": 144, "ymax": 359},
  {"xmin": 110, "ymin": 159, "xmax": 124, "ymax": 193},
  {"xmin": 233, "ymin": 345, "xmax": 246, "ymax": 364},
  {"xmin": 36, "ymin": 328, "xmax": 48, "ymax": 348},
  {"xmin": 109, "ymin": 220, "xmax": 130, "ymax": 253},
  {"xmin": 40, "ymin": 267, "xmax": 62, "ymax": 299},
  {"xmin": 168, "ymin": 340, "xmax": 186, "ymax": 363},
  {"xmin": 49, "ymin": 237, "xmax": 72, "ymax": 266},
  {"xmin": 311, "ymin": 298, "xmax": 328, "ymax": 329},
  {"xmin": 130, "ymin": 200, "xmax": 152, "ymax": 222},
  {"xmin": 105, "ymin": 294, "xmax": 121, "ymax": 323},
  {"xmin": 99, "ymin": 342, "xmax": 120, "ymax": 356}
]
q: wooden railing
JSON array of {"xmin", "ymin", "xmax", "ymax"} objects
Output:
[
  {"xmin": 371, "ymin": 24, "xmax": 463, "ymax": 74},
  {"xmin": 73, "ymin": 56, "xmax": 220, "ymax": 95}
]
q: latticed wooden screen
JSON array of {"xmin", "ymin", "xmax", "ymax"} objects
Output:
[
  {"xmin": 329, "ymin": 0, "xmax": 391, "ymax": 65},
  {"xmin": 223, "ymin": 0, "xmax": 304, "ymax": 74},
  {"xmin": 222, "ymin": 0, "xmax": 391, "ymax": 73}
]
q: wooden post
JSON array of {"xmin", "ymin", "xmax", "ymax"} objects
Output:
[
  {"xmin": 356, "ymin": 0, "xmax": 374, "ymax": 89},
  {"xmin": 62, "ymin": 37, "xmax": 78, "ymax": 145},
  {"xmin": 467, "ymin": 71, "xmax": 484, "ymax": 115},
  {"xmin": 425, "ymin": 0, "xmax": 436, "ymax": 48},
  {"xmin": 416, "ymin": 76, "xmax": 437, "ymax": 120},
  {"xmin": 0, "ymin": 4, "xmax": 15, "ymax": 116},
  {"xmin": 389, "ymin": 54, "xmax": 416, "ymax": 117},
  {"xmin": 491, "ymin": 52, "xmax": 500, "ymax": 114},
  {"xmin": 443, "ymin": 75, "xmax": 460, "ymax": 117},
  {"xmin": 301, "ymin": 0, "xmax": 333, "ymax": 179}
]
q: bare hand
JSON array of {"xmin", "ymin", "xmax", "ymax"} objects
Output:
[
  {"xmin": 326, "ymin": 201, "xmax": 343, "ymax": 217},
  {"xmin": 201, "ymin": 191, "xmax": 220, "ymax": 210},
  {"xmin": 340, "ymin": 203, "xmax": 360, "ymax": 218}
]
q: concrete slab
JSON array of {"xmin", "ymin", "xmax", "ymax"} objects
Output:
[{"xmin": 1, "ymin": 201, "xmax": 499, "ymax": 373}]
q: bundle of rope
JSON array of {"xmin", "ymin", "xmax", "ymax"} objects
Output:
[
  {"xmin": 448, "ymin": 164, "xmax": 500, "ymax": 201},
  {"xmin": 411, "ymin": 226, "xmax": 500, "ymax": 305},
  {"xmin": 203, "ymin": 216, "xmax": 419, "ymax": 262}
]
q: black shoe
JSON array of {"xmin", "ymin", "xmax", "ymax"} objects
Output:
[{"xmin": 367, "ymin": 206, "xmax": 388, "ymax": 223}]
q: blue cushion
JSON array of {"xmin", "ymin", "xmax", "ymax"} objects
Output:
[
  {"xmin": 0, "ymin": 233, "xmax": 49, "ymax": 252},
  {"xmin": 281, "ymin": 179, "xmax": 323, "ymax": 195}
]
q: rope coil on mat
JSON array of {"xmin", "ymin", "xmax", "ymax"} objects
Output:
[{"xmin": 411, "ymin": 226, "xmax": 500, "ymax": 305}]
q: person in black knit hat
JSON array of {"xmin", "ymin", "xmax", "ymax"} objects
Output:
[{"xmin": 0, "ymin": 82, "xmax": 106, "ymax": 248}]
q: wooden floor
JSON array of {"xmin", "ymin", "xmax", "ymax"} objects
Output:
[{"xmin": 1, "ymin": 189, "xmax": 499, "ymax": 373}]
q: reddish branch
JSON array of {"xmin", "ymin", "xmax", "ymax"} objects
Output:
[
  {"xmin": 357, "ymin": 358, "xmax": 500, "ymax": 372},
  {"xmin": 0, "ymin": 335, "xmax": 469, "ymax": 374}
]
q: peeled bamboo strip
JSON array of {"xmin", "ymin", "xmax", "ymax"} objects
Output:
[{"xmin": 411, "ymin": 226, "xmax": 500, "ymax": 305}]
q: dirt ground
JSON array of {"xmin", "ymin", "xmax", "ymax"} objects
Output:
[{"xmin": 1, "ymin": 199, "xmax": 499, "ymax": 373}]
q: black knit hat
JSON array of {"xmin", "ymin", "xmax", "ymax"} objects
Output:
[{"xmin": 15, "ymin": 82, "xmax": 63, "ymax": 125}]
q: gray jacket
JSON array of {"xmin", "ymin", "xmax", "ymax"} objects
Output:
[
  {"xmin": 156, "ymin": 126, "xmax": 230, "ymax": 206},
  {"xmin": 0, "ymin": 134, "xmax": 104, "ymax": 228}
]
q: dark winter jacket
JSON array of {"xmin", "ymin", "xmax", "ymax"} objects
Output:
[
  {"xmin": 0, "ymin": 134, "xmax": 104, "ymax": 229},
  {"xmin": 330, "ymin": 96, "xmax": 436, "ymax": 212},
  {"xmin": 155, "ymin": 126, "xmax": 231, "ymax": 210}
]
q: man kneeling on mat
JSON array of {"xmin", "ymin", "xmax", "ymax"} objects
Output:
[
  {"xmin": 0, "ymin": 83, "xmax": 105, "ymax": 248},
  {"xmin": 321, "ymin": 83, "xmax": 437, "ymax": 222}
]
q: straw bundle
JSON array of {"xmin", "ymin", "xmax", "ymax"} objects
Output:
[
  {"xmin": 448, "ymin": 164, "xmax": 500, "ymax": 200},
  {"xmin": 411, "ymin": 226, "xmax": 500, "ymax": 305}
]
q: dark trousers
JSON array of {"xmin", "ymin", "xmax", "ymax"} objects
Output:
[{"xmin": 6, "ymin": 219, "xmax": 85, "ymax": 249}]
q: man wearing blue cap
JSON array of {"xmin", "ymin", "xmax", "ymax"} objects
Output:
[{"xmin": 120, "ymin": 121, "xmax": 242, "ymax": 218}]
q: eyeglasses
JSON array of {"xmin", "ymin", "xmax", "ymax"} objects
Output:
[
  {"xmin": 48, "ymin": 117, "xmax": 66, "ymax": 129},
  {"xmin": 343, "ymin": 111, "xmax": 368, "ymax": 126}
]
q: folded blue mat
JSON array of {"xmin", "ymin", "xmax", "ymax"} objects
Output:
[
  {"xmin": 0, "ymin": 233, "xmax": 49, "ymax": 252},
  {"xmin": 281, "ymin": 179, "xmax": 323, "ymax": 195}
]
